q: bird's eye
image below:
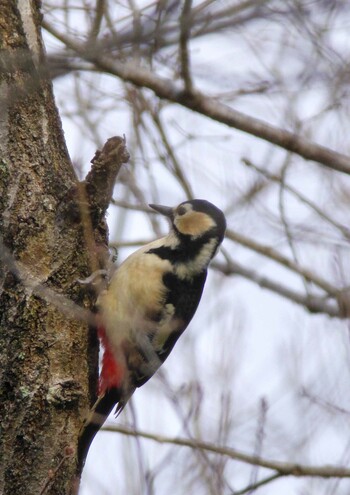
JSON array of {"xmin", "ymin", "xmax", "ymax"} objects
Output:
[{"xmin": 177, "ymin": 206, "xmax": 187, "ymax": 216}]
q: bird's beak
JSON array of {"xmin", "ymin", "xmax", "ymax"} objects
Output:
[{"xmin": 149, "ymin": 204, "xmax": 174, "ymax": 218}]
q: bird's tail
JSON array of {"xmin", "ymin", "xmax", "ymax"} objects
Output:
[
  {"xmin": 77, "ymin": 387, "xmax": 121, "ymax": 472},
  {"xmin": 77, "ymin": 326, "xmax": 131, "ymax": 472}
]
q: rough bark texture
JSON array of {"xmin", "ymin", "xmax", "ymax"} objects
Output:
[{"xmin": 0, "ymin": 3, "xmax": 128, "ymax": 494}]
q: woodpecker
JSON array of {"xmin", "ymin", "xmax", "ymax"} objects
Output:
[{"xmin": 78, "ymin": 199, "xmax": 226, "ymax": 469}]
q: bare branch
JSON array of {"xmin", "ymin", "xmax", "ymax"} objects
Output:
[
  {"xmin": 179, "ymin": 0, "xmax": 193, "ymax": 92},
  {"xmin": 88, "ymin": 0, "xmax": 106, "ymax": 43},
  {"xmin": 102, "ymin": 424, "xmax": 350, "ymax": 478},
  {"xmin": 40, "ymin": 22, "xmax": 350, "ymax": 175},
  {"xmin": 225, "ymin": 229, "xmax": 337, "ymax": 295},
  {"xmin": 212, "ymin": 259, "xmax": 340, "ymax": 318}
]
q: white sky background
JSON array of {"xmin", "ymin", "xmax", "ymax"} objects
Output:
[{"xmin": 43, "ymin": 1, "xmax": 350, "ymax": 493}]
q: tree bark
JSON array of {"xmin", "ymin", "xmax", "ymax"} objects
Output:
[{"xmin": 0, "ymin": 3, "xmax": 128, "ymax": 494}]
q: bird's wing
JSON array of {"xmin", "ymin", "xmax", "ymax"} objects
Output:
[
  {"xmin": 156, "ymin": 270, "xmax": 207, "ymax": 361},
  {"xmin": 131, "ymin": 270, "xmax": 207, "ymax": 388}
]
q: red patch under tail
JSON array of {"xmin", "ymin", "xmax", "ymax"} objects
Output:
[{"xmin": 98, "ymin": 326, "xmax": 125, "ymax": 394}]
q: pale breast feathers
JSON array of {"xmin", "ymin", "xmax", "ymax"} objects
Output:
[{"xmin": 98, "ymin": 245, "xmax": 173, "ymax": 348}]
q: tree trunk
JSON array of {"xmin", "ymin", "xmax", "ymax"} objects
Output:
[{"xmin": 0, "ymin": 3, "xmax": 102, "ymax": 494}]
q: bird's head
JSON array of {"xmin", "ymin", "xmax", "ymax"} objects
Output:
[{"xmin": 149, "ymin": 199, "xmax": 226, "ymax": 243}]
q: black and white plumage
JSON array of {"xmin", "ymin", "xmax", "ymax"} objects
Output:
[{"xmin": 78, "ymin": 199, "xmax": 226, "ymax": 469}]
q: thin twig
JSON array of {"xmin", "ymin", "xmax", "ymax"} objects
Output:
[
  {"xmin": 248, "ymin": 398, "xmax": 268, "ymax": 492},
  {"xmin": 278, "ymin": 153, "xmax": 311, "ymax": 296},
  {"xmin": 242, "ymin": 157, "xmax": 350, "ymax": 239},
  {"xmin": 149, "ymin": 107, "xmax": 194, "ymax": 199},
  {"xmin": 110, "ymin": 199, "xmax": 152, "ymax": 213},
  {"xmin": 127, "ymin": 0, "xmax": 142, "ymax": 60},
  {"xmin": 233, "ymin": 472, "xmax": 283, "ymax": 495}
]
